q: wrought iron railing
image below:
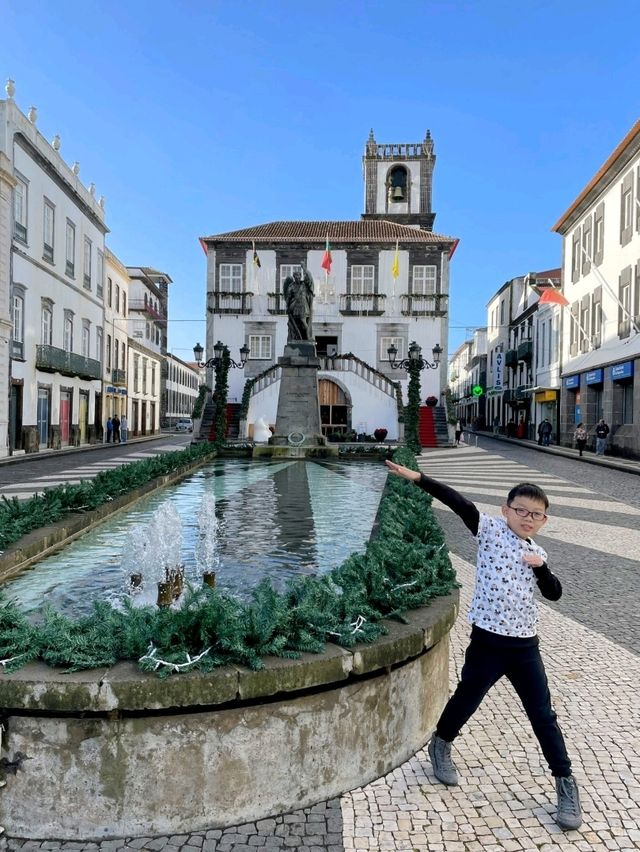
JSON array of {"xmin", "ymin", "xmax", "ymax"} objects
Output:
[
  {"xmin": 36, "ymin": 345, "xmax": 102, "ymax": 380},
  {"xmin": 207, "ymin": 291, "xmax": 253, "ymax": 314},
  {"xmin": 339, "ymin": 293, "xmax": 386, "ymax": 315},
  {"xmin": 400, "ymin": 293, "xmax": 448, "ymax": 316}
]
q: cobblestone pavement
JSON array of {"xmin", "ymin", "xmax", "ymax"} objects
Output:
[{"xmin": 3, "ymin": 444, "xmax": 640, "ymax": 850}]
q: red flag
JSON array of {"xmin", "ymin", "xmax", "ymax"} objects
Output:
[
  {"xmin": 538, "ymin": 288, "xmax": 569, "ymax": 307},
  {"xmin": 321, "ymin": 236, "xmax": 332, "ymax": 274}
]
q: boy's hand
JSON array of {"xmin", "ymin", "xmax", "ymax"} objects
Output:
[
  {"xmin": 522, "ymin": 552, "xmax": 544, "ymax": 568},
  {"xmin": 384, "ymin": 460, "xmax": 421, "ymax": 482}
]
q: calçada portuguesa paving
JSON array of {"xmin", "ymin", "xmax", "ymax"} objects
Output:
[{"xmin": 2, "ymin": 442, "xmax": 640, "ymax": 850}]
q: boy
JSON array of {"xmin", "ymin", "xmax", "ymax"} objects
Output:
[{"xmin": 385, "ymin": 460, "xmax": 582, "ymax": 831}]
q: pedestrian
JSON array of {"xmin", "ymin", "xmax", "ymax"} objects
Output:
[
  {"xmin": 506, "ymin": 419, "xmax": 516, "ymax": 438},
  {"xmin": 106, "ymin": 417, "xmax": 113, "ymax": 443},
  {"xmin": 573, "ymin": 422, "xmax": 587, "ymax": 457},
  {"xmin": 492, "ymin": 414, "xmax": 500, "ymax": 435},
  {"xmin": 120, "ymin": 414, "xmax": 128, "ymax": 444},
  {"xmin": 516, "ymin": 415, "xmax": 526, "ymax": 439},
  {"xmin": 384, "ymin": 459, "xmax": 582, "ymax": 831},
  {"xmin": 595, "ymin": 419, "xmax": 609, "ymax": 456},
  {"xmin": 112, "ymin": 415, "xmax": 121, "ymax": 444},
  {"xmin": 454, "ymin": 420, "xmax": 463, "ymax": 447},
  {"xmin": 539, "ymin": 419, "xmax": 553, "ymax": 447}
]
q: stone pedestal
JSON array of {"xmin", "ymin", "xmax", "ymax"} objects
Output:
[{"xmin": 270, "ymin": 341, "xmax": 325, "ymax": 448}]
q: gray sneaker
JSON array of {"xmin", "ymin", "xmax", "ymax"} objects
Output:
[
  {"xmin": 428, "ymin": 732, "xmax": 458, "ymax": 785},
  {"xmin": 555, "ymin": 775, "xmax": 582, "ymax": 830}
]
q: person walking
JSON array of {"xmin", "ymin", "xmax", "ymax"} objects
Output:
[
  {"xmin": 120, "ymin": 414, "xmax": 128, "ymax": 444},
  {"xmin": 492, "ymin": 414, "xmax": 500, "ymax": 435},
  {"xmin": 454, "ymin": 420, "xmax": 463, "ymax": 447},
  {"xmin": 385, "ymin": 459, "xmax": 582, "ymax": 831},
  {"xmin": 573, "ymin": 422, "xmax": 587, "ymax": 457},
  {"xmin": 105, "ymin": 417, "xmax": 113, "ymax": 444},
  {"xmin": 112, "ymin": 415, "xmax": 121, "ymax": 444},
  {"xmin": 539, "ymin": 419, "xmax": 553, "ymax": 447},
  {"xmin": 595, "ymin": 419, "xmax": 609, "ymax": 455}
]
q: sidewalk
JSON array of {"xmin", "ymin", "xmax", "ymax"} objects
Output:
[
  {"xmin": 0, "ymin": 432, "xmax": 175, "ymax": 468},
  {"xmin": 463, "ymin": 430, "xmax": 640, "ymax": 476}
]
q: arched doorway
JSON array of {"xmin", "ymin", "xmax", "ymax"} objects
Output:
[{"xmin": 319, "ymin": 379, "xmax": 349, "ymax": 439}]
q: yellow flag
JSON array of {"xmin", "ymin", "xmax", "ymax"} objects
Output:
[{"xmin": 391, "ymin": 240, "xmax": 400, "ymax": 280}]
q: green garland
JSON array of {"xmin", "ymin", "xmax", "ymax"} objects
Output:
[
  {"xmin": 405, "ymin": 365, "xmax": 422, "ymax": 454},
  {"xmin": 191, "ymin": 384, "xmax": 211, "ymax": 420},
  {"xmin": 0, "ymin": 448, "xmax": 457, "ymax": 677},
  {"xmin": 212, "ymin": 347, "xmax": 231, "ymax": 448},
  {"xmin": 443, "ymin": 386, "xmax": 457, "ymax": 425}
]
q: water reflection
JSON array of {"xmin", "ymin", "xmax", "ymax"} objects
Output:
[{"xmin": 4, "ymin": 459, "xmax": 387, "ymax": 617}]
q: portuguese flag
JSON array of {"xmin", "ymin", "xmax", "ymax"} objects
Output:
[{"xmin": 321, "ymin": 236, "xmax": 332, "ymax": 274}]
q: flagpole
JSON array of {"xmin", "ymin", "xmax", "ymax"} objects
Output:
[
  {"xmin": 537, "ymin": 278, "xmax": 592, "ymax": 348},
  {"xmin": 579, "ymin": 245, "xmax": 639, "ymax": 333}
]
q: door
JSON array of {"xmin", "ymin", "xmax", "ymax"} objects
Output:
[
  {"xmin": 319, "ymin": 379, "xmax": 348, "ymax": 438},
  {"xmin": 131, "ymin": 400, "xmax": 139, "ymax": 436},
  {"xmin": 9, "ymin": 384, "xmax": 23, "ymax": 451},
  {"xmin": 79, "ymin": 390, "xmax": 89, "ymax": 444},
  {"xmin": 60, "ymin": 390, "xmax": 72, "ymax": 446},
  {"xmin": 141, "ymin": 402, "xmax": 147, "ymax": 435},
  {"xmin": 37, "ymin": 387, "xmax": 51, "ymax": 448}
]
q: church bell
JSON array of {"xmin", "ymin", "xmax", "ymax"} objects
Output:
[{"xmin": 392, "ymin": 185, "xmax": 405, "ymax": 201}]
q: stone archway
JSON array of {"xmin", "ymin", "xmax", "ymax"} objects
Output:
[{"xmin": 319, "ymin": 378, "xmax": 351, "ymax": 439}]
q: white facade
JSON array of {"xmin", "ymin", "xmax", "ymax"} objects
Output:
[
  {"xmin": 553, "ymin": 119, "xmax": 640, "ymax": 454},
  {"xmin": 165, "ymin": 352, "xmax": 199, "ymax": 424},
  {"xmin": 1, "ymin": 88, "xmax": 107, "ymax": 453},
  {"xmin": 103, "ymin": 250, "xmax": 130, "ymax": 430},
  {"xmin": 0, "ymin": 149, "xmax": 16, "ymax": 456},
  {"xmin": 127, "ymin": 341, "xmax": 161, "ymax": 437}
]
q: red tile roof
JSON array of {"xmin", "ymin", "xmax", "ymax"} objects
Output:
[{"xmin": 201, "ymin": 220, "xmax": 457, "ymax": 245}]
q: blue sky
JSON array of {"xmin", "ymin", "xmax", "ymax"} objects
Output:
[{"xmin": 3, "ymin": 0, "xmax": 639, "ymax": 359}]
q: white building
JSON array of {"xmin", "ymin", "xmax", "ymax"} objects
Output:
[
  {"xmin": 553, "ymin": 119, "xmax": 640, "ymax": 455},
  {"xmin": 1, "ymin": 83, "xmax": 107, "ymax": 454},
  {"xmin": 165, "ymin": 352, "xmax": 199, "ymax": 426},
  {"xmin": 103, "ymin": 249, "xmax": 130, "ymax": 433},
  {"xmin": 200, "ymin": 131, "xmax": 457, "ymax": 441}
]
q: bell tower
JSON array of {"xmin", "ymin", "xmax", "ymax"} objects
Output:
[{"xmin": 362, "ymin": 129, "xmax": 436, "ymax": 230}]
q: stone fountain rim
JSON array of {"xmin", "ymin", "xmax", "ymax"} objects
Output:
[{"xmin": 0, "ymin": 590, "xmax": 459, "ymax": 714}]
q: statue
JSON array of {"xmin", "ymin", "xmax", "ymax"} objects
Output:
[{"xmin": 283, "ymin": 266, "xmax": 314, "ymax": 341}]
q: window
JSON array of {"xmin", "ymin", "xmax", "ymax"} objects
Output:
[
  {"xmin": 412, "ymin": 266, "xmax": 437, "ymax": 295},
  {"xmin": 133, "ymin": 354, "xmax": 140, "ymax": 393},
  {"xmin": 82, "ymin": 320, "xmax": 91, "ymax": 358},
  {"xmin": 249, "ymin": 335, "xmax": 272, "ymax": 359},
  {"xmin": 63, "ymin": 311, "xmax": 74, "ymax": 352},
  {"xmin": 96, "ymin": 327, "xmax": 103, "ymax": 364},
  {"xmin": 581, "ymin": 218, "xmax": 592, "ymax": 273},
  {"xmin": 279, "ymin": 264, "xmax": 302, "ymax": 289},
  {"xmin": 121, "ymin": 341, "xmax": 126, "ymax": 369},
  {"xmin": 43, "ymin": 200, "xmax": 55, "ymax": 262},
  {"xmin": 107, "ymin": 276, "xmax": 113, "ymax": 307},
  {"xmin": 114, "ymin": 338, "xmax": 119, "ymax": 368},
  {"xmin": 142, "ymin": 358, "xmax": 148, "ymax": 394},
  {"xmin": 96, "ymin": 249, "xmax": 104, "ymax": 298},
  {"xmin": 219, "ymin": 263, "xmax": 243, "ymax": 292},
  {"xmin": 540, "ymin": 322, "xmax": 546, "ymax": 367},
  {"xmin": 63, "ymin": 220, "xmax": 75, "ymax": 277},
  {"xmin": 620, "ymin": 171, "xmax": 634, "ymax": 246},
  {"xmin": 12, "ymin": 290, "xmax": 25, "ymax": 357},
  {"xmin": 619, "ymin": 267, "xmax": 632, "ymax": 338},
  {"xmin": 122, "ymin": 293, "xmax": 127, "ymax": 315},
  {"xmin": 380, "ymin": 336, "xmax": 404, "ymax": 360},
  {"xmin": 41, "ymin": 301, "xmax": 53, "ymax": 346},
  {"xmin": 14, "ymin": 174, "xmax": 28, "ymax": 242},
  {"xmin": 151, "ymin": 363, "xmax": 156, "ymax": 396},
  {"xmin": 571, "ymin": 229, "xmax": 581, "ymax": 282},
  {"xmin": 350, "ymin": 265, "xmax": 375, "ymax": 294},
  {"xmin": 594, "ymin": 202, "xmax": 605, "ymax": 264},
  {"xmin": 106, "ymin": 334, "xmax": 112, "ymax": 370},
  {"xmin": 622, "ymin": 188, "xmax": 632, "ymax": 230},
  {"xmin": 499, "ymin": 300, "xmax": 505, "ymax": 326},
  {"xmin": 115, "ymin": 285, "xmax": 120, "ymax": 313},
  {"xmin": 84, "ymin": 237, "xmax": 92, "ymax": 288}
]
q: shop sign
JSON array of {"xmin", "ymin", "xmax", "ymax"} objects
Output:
[
  {"xmin": 611, "ymin": 361, "xmax": 634, "ymax": 381},
  {"xmin": 585, "ymin": 369, "xmax": 604, "ymax": 385},
  {"xmin": 564, "ymin": 375, "xmax": 580, "ymax": 389},
  {"xmin": 494, "ymin": 351, "xmax": 503, "ymax": 391}
]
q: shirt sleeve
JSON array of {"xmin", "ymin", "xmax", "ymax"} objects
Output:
[
  {"xmin": 416, "ymin": 474, "xmax": 480, "ymax": 535},
  {"xmin": 531, "ymin": 562, "xmax": 562, "ymax": 600}
]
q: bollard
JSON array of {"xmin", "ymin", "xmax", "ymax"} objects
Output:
[
  {"xmin": 157, "ymin": 581, "xmax": 173, "ymax": 608},
  {"xmin": 202, "ymin": 571, "xmax": 216, "ymax": 588}
]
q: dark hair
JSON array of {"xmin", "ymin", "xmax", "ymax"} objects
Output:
[{"xmin": 507, "ymin": 482, "xmax": 549, "ymax": 509}]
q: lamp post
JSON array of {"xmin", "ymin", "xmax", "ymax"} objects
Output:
[
  {"xmin": 387, "ymin": 341, "xmax": 443, "ymax": 371},
  {"xmin": 193, "ymin": 340, "xmax": 249, "ymax": 370}
]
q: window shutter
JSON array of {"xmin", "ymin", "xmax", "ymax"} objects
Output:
[
  {"xmin": 570, "ymin": 302, "xmax": 579, "ymax": 356},
  {"xmin": 571, "ymin": 229, "xmax": 581, "ymax": 283},
  {"xmin": 581, "ymin": 216, "xmax": 592, "ymax": 274},
  {"xmin": 620, "ymin": 171, "xmax": 634, "ymax": 246},
  {"xmin": 594, "ymin": 202, "xmax": 605, "ymax": 265},
  {"xmin": 618, "ymin": 266, "xmax": 632, "ymax": 338}
]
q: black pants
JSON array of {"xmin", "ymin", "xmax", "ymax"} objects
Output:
[{"xmin": 436, "ymin": 627, "xmax": 571, "ymax": 777}]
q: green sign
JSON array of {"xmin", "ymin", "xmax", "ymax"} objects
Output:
[{"xmin": 472, "ymin": 385, "xmax": 484, "ymax": 397}]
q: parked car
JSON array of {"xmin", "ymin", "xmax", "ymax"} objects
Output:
[{"xmin": 175, "ymin": 418, "xmax": 194, "ymax": 433}]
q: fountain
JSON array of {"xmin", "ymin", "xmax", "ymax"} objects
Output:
[{"xmin": 0, "ymin": 458, "xmax": 458, "ymax": 841}]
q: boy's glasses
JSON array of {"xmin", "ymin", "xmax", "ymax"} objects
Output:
[{"xmin": 508, "ymin": 505, "xmax": 547, "ymax": 522}]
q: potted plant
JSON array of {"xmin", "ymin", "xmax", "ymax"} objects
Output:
[
  {"xmin": 425, "ymin": 395, "xmax": 438, "ymax": 407},
  {"xmin": 373, "ymin": 427, "xmax": 388, "ymax": 442}
]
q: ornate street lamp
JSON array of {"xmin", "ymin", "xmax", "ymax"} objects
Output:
[
  {"xmin": 193, "ymin": 340, "xmax": 249, "ymax": 369},
  {"xmin": 387, "ymin": 341, "xmax": 443, "ymax": 371}
]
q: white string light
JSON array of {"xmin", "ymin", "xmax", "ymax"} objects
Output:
[{"xmin": 138, "ymin": 643, "xmax": 211, "ymax": 673}]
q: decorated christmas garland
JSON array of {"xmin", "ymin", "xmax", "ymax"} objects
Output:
[{"xmin": 0, "ymin": 448, "xmax": 456, "ymax": 677}]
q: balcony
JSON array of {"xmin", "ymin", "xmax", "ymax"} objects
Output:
[
  {"xmin": 207, "ymin": 291, "xmax": 253, "ymax": 315},
  {"xmin": 128, "ymin": 299, "xmax": 166, "ymax": 321},
  {"xmin": 505, "ymin": 349, "xmax": 518, "ymax": 368},
  {"xmin": 503, "ymin": 389, "xmax": 515, "ymax": 403},
  {"xmin": 36, "ymin": 345, "xmax": 102, "ymax": 380},
  {"xmin": 339, "ymin": 293, "xmax": 386, "ymax": 316},
  {"xmin": 400, "ymin": 293, "xmax": 449, "ymax": 316},
  {"xmin": 267, "ymin": 292, "xmax": 287, "ymax": 315},
  {"xmin": 517, "ymin": 339, "xmax": 533, "ymax": 362},
  {"xmin": 112, "ymin": 369, "xmax": 127, "ymax": 386}
]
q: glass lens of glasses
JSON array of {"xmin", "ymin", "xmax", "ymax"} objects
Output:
[{"xmin": 513, "ymin": 507, "xmax": 546, "ymax": 521}]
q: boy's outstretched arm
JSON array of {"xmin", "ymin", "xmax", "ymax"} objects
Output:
[
  {"xmin": 522, "ymin": 553, "xmax": 563, "ymax": 600},
  {"xmin": 385, "ymin": 460, "xmax": 480, "ymax": 535}
]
